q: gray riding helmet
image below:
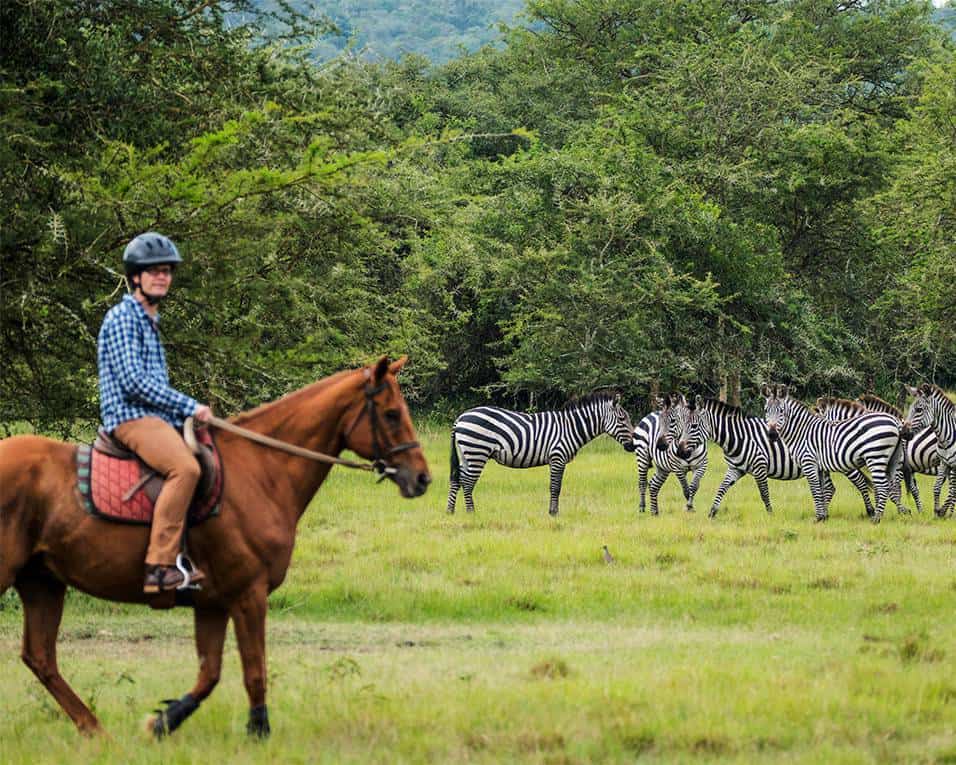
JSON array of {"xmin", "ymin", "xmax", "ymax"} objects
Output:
[{"xmin": 123, "ymin": 232, "xmax": 182, "ymax": 275}]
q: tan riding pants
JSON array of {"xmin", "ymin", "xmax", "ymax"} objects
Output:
[{"xmin": 113, "ymin": 417, "xmax": 201, "ymax": 567}]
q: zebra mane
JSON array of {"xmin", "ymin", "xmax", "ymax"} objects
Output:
[
  {"xmin": 815, "ymin": 396, "xmax": 866, "ymax": 413},
  {"xmin": 920, "ymin": 384, "xmax": 956, "ymax": 412},
  {"xmin": 698, "ymin": 397, "xmax": 743, "ymax": 418},
  {"xmin": 562, "ymin": 391, "xmax": 617, "ymax": 411},
  {"xmin": 857, "ymin": 394, "xmax": 901, "ymax": 418}
]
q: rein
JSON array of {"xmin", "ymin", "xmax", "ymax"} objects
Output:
[{"xmin": 203, "ymin": 416, "xmax": 397, "ymax": 479}]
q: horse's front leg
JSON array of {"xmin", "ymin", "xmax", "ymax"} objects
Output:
[
  {"xmin": 150, "ymin": 605, "xmax": 229, "ymax": 737},
  {"xmin": 231, "ymin": 583, "xmax": 271, "ymax": 737}
]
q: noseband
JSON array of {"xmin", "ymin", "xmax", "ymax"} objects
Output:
[{"xmin": 345, "ymin": 375, "xmax": 421, "ymax": 481}]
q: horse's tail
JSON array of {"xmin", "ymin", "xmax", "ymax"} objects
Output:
[{"xmin": 449, "ymin": 429, "xmax": 461, "ymax": 485}]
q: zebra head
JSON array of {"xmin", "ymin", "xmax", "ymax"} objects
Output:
[
  {"xmin": 660, "ymin": 393, "xmax": 693, "ymax": 459},
  {"xmin": 691, "ymin": 395, "xmax": 715, "ymax": 442},
  {"xmin": 904, "ymin": 384, "xmax": 935, "ymax": 431},
  {"xmin": 762, "ymin": 384, "xmax": 792, "ymax": 441},
  {"xmin": 602, "ymin": 393, "xmax": 635, "ymax": 452}
]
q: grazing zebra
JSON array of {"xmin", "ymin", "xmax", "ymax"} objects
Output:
[
  {"xmin": 763, "ymin": 385, "xmax": 904, "ymax": 523},
  {"xmin": 905, "ymin": 384, "xmax": 956, "ymax": 517},
  {"xmin": 692, "ymin": 396, "xmax": 876, "ymax": 519},
  {"xmin": 447, "ymin": 392, "xmax": 635, "ymax": 515},
  {"xmin": 857, "ymin": 394, "xmax": 944, "ymax": 514},
  {"xmin": 633, "ymin": 394, "xmax": 708, "ymax": 515}
]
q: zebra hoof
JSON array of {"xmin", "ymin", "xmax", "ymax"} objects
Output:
[
  {"xmin": 870, "ymin": 513, "xmax": 883, "ymax": 525},
  {"xmin": 708, "ymin": 507, "xmax": 718, "ymax": 519},
  {"xmin": 814, "ymin": 515, "xmax": 828, "ymax": 523},
  {"xmin": 685, "ymin": 506, "xmax": 695, "ymax": 513}
]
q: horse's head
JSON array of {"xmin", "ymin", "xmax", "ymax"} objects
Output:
[{"xmin": 344, "ymin": 356, "xmax": 431, "ymax": 498}]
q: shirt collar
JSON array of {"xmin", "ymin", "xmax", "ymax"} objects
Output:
[{"xmin": 122, "ymin": 293, "xmax": 160, "ymax": 325}]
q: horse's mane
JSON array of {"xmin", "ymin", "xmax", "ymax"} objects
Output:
[
  {"xmin": 232, "ymin": 367, "xmax": 357, "ymax": 426},
  {"xmin": 858, "ymin": 394, "xmax": 902, "ymax": 418},
  {"xmin": 562, "ymin": 391, "xmax": 617, "ymax": 411},
  {"xmin": 815, "ymin": 396, "xmax": 866, "ymax": 413},
  {"xmin": 697, "ymin": 397, "xmax": 743, "ymax": 418},
  {"xmin": 921, "ymin": 383, "xmax": 956, "ymax": 412}
]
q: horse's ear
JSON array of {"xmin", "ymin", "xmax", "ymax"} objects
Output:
[
  {"xmin": 388, "ymin": 355, "xmax": 409, "ymax": 376},
  {"xmin": 372, "ymin": 355, "xmax": 390, "ymax": 383}
]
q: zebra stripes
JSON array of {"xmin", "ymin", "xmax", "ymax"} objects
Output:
[
  {"xmin": 763, "ymin": 385, "xmax": 904, "ymax": 523},
  {"xmin": 905, "ymin": 384, "xmax": 956, "ymax": 517},
  {"xmin": 692, "ymin": 396, "xmax": 875, "ymax": 518},
  {"xmin": 817, "ymin": 394, "xmax": 944, "ymax": 514},
  {"xmin": 447, "ymin": 392, "xmax": 634, "ymax": 515},
  {"xmin": 633, "ymin": 394, "xmax": 708, "ymax": 515}
]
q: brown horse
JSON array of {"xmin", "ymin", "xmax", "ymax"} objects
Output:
[{"xmin": 0, "ymin": 356, "xmax": 430, "ymax": 737}]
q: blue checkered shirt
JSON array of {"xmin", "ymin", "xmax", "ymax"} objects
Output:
[{"xmin": 97, "ymin": 294, "xmax": 198, "ymax": 432}]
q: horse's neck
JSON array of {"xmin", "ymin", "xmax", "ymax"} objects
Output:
[{"xmin": 229, "ymin": 371, "xmax": 360, "ymax": 519}]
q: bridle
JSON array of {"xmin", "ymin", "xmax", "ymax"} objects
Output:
[{"xmin": 344, "ymin": 371, "xmax": 421, "ymax": 481}]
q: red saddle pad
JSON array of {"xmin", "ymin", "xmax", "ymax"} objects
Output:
[{"xmin": 75, "ymin": 431, "xmax": 222, "ymax": 526}]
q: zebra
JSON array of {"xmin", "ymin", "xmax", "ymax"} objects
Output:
[
  {"xmin": 904, "ymin": 384, "xmax": 956, "ymax": 517},
  {"xmin": 856, "ymin": 394, "xmax": 944, "ymax": 514},
  {"xmin": 815, "ymin": 395, "xmax": 939, "ymax": 514},
  {"xmin": 691, "ymin": 396, "xmax": 876, "ymax": 519},
  {"xmin": 763, "ymin": 385, "xmax": 905, "ymax": 523},
  {"xmin": 633, "ymin": 393, "xmax": 708, "ymax": 515},
  {"xmin": 447, "ymin": 392, "xmax": 635, "ymax": 515}
]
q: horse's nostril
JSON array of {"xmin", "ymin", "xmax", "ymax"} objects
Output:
[{"xmin": 418, "ymin": 473, "xmax": 431, "ymax": 487}]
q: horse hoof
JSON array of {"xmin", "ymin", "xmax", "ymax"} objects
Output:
[{"xmin": 247, "ymin": 705, "xmax": 270, "ymax": 739}]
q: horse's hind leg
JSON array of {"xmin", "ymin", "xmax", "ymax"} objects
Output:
[
  {"xmin": 148, "ymin": 605, "xmax": 229, "ymax": 738},
  {"xmin": 16, "ymin": 574, "xmax": 102, "ymax": 734}
]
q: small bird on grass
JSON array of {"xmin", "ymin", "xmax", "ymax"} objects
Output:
[{"xmin": 602, "ymin": 545, "xmax": 614, "ymax": 564}]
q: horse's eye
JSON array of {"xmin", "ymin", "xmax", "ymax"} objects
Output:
[{"xmin": 384, "ymin": 409, "xmax": 401, "ymax": 425}]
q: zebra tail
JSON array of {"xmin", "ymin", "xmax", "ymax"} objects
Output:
[
  {"xmin": 902, "ymin": 465, "xmax": 914, "ymax": 498},
  {"xmin": 888, "ymin": 433, "xmax": 905, "ymax": 493},
  {"xmin": 450, "ymin": 429, "xmax": 461, "ymax": 484}
]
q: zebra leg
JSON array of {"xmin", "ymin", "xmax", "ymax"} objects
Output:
[
  {"xmin": 820, "ymin": 473, "xmax": 836, "ymax": 508},
  {"xmin": 460, "ymin": 457, "xmax": 488, "ymax": 514},
  {"xmin": 637, "ymin": 456, "xmax": 649, "ymax": 513},
  {"xmin": 846, "ymin": 470, "xmax": 875, "ymax": 518},
  {"xmin": 907, "ymin": 471, "xmax": 923, "ymax": 514},
  {"xmin": 890, "ymin": 465, "xmax": 912, "ymax": 515},
  {"xmin": 803, "ymin": 463, "xmax": 829, "ymax": 522},
  {"xmin": 753, "ymin": 470, "xmax": 773, "ymax": 514},
  {"xmin": 685, "ymin": 457, "xmax": 707, "ymax": 512},
  {"xmin": 933, "ymin": 464, "xmax": 947, "ymax": 517},
  {"xmin": 867, "ymin": 460, "xmax": 891, "ymax": 524},
  {"xmin": 709, "ymin": 466, "xmax": 744, "ymax": 518},
  {"xmin": 941, "ymin": 468, "xmax": 956, "ymax": 517},
  {"xmin": 676, "ymin": 472, "xmax": 692, "ymax": 509},
  {"xmin": 649, "ymin": 470, "xmax": 669, "ymax": 516},
  {"xmin": 548, "ymin": 458, "xmax": 567, "ymax": 516}
]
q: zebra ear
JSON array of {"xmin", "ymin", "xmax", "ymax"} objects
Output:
[
  {"xmin": 694, "ymin": 393, "xmax": 703, "ymax": 407},
  {"xmin": 919, "ymin": 383, "xmax": 932, "ymax": 396},
  {"xmin": 904, "ymin": 384, "xmax": 918, "ymax": 397},
  {"xmin": 761, "ymin": 384, "xmax": 772, "ymax": 399},
  {"xmin": 779, "ymin": 384, "xmax": 789, "ymax": 399}
]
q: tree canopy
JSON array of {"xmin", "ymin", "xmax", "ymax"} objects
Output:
[{"xmin": 1, "ymin": 0, "xmax": 954, "ymax": 435}]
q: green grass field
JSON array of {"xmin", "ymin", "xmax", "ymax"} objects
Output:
[{"xmin": 2, "ymin": 423, "xmax": 955, "ymax": 763}]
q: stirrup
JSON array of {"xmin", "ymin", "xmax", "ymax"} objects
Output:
[{"xmin": 175, "ymin": 553, "xmax": 202, "ymax": 591}]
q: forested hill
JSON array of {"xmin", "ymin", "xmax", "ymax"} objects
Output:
[
  {"xmin": 2, "ymin": 0, "xmax": 955, "ymax": 436},
  {"xmin": 251, "ymin": 0, "xmax": 525, "ymax": 62}
]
